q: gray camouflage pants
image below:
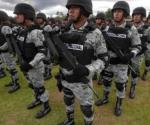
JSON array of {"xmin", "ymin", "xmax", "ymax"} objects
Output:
[
  {"xmin": 27, "ymin": 62, "xmax": 49, "ymax": 102},
  {"xmin": 0, "ymin": 52, "xmax": 18, "ymax": 82},
  {"xmin": 102, "ymin": 64, "xmax": 128, "ymax": 98},
  {"xmin": 62, "ymin": 79, "xmax": 94, "ymax": 123}
]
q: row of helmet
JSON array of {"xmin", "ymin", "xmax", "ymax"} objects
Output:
[{"xmin": 0, "ymin": 0, "xmax": 149, "ymax": 22}]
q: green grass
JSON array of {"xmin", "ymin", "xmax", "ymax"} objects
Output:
[{"xmin": 0, "ymin": 65, "xmax": 150, "ymax": 125}]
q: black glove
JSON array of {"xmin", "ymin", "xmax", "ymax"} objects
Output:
[
  {"xmin": 73, "ymin": 64, "xmax": 89, "ymax": 78},
  {"xmin": 121, "ymin": 52, "xmax": 134, "ymax": 63},
  {"xmin": 20, "ymin": 62, "xmax": 33, "ymax": 72}
]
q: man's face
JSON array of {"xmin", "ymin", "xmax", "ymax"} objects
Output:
[
  {"xmin": 96, "ymin": 18, "xmax": 102, "ymax": 25},
  {"xmin": 36, "ymin": 18, "xmax": 44, "ymax": 25},
  {"xmin": 132, "ymin": 14, "xmax": 142, "ymax": 23},
  {"xmin": 68, "ymin": 5, "xmax": 81, "ymax": 22},
  {"xmin": 113, "ymin": 9, "xmax": 124, "ymax": 22},
  {"xmin": 15, "ymin": 14, "xmax": 24, "ymax": 24}
]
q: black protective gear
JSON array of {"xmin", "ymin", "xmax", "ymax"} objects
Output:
[
  {"xmin": 36, "ymin": 13, "xmax": 47, "ymax": 21},
  {"xmin": 20, "ymin": 62, "xmax": 33, "ymax": 72},
  {"xmin": 132, "ymin": 7, "xmax": 146, "ymax": 17},
  {"xmin": 80, "ymin": 105, "xmax": 93, "ymax": 118},
  {"xmin": 5, "ymin": 81, "xmax": 13, "ymax": 87},
  {"xmin": 66, "ymin": 0, "xmax": 92, "ymax": 15},
  {"xmin": 73, "ymin": 64, "xmax": 89, "ymax": 78},
  {"xmin": 129, "ymin": 85, "xmax": 136, "ymax": 99},
  {"xmin": 112, "ymin": 1, "xmax": 130, "ymax": 17},
  {"xmin": 35, "ymin": 101, "xmax": 51, "ymax": 119},
  {"xmin": 96, "ymin": 12, "xmax": 106, "ymax": 20},
  {"xmin": 115, "ymin": 82, "xmax": 125, "ymax": 92},
  {"xmin": 8, "ymin": 83, "xmax": 20, "ymax": 93},
  {"xmin": 114, "ymin": 97, "xmax": 122, "ymax": 116},
  {"xmin": 58, "ymin": 112, "xmax": 75, "ymax": 125},
  {"xmin": 95, "ymin": 90, "xmax": 109, "ymax": 106},
  {"xmin": 81, "ymin": 105, "xmax": 93, "ymax": 125},
  {"xmin": 0, "ymin": 10, "xmax": 9, "ymax": 22},
  {"xmin": 121, "ymin": 52, "xmax": 134, "ymax": 63},
  {"xmin": 14, "ymin": 3, "xmax": 35, "ymax": 21},
  {"xmin": 27, "ymin": 99, "xmax": 42, "ymax": 109}
]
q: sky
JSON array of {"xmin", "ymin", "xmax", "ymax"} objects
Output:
[{"xmin": 1, "ymin": 0, "xmax": 150, "ymax": 17}]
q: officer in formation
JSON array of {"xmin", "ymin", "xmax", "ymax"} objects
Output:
[
  {"xmin": 57, "ymin": 0, "xmax": 108, "ymax": 124},
  {"xmin": 0, "ymin": 10, "xmax": 20, "ymax": 93},
  {"xmin": 95, "ymin": 12, "xmax": 107, "ymax": 31},
  {"xmin": 95, "ymin": 1, "xmax": 141, "ymax": 116},
  {"xmin": 130, "ymin": 7, "xmax": 150, "ymax": 98},
  {"xmin": 0, "ymin": 0, "xmax": 150, "ymax": 124},
  {"xmin": 138, "ymin": 11, "xmax": 150, "ymax": 81},
  {"xmin": 13, "ymin": 3, "xmax": 51, "ymax": 118},
  {"xmin": 35, "ymin": 12, "xmax": 53, "ymax": 80}
]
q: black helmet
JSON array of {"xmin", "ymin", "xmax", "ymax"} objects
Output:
[
  {"xmin": 36, "ymin": 13, "xmax": 47, "ymax": 21},
  {"xmin": 66, "ymin": 0, "xmax": 92, "ymax": 15},
  {"xmin": 14, "ymin": 3, "xmax": 35, "ymax": 21},
  {"xmin": 132, "ymin": 7, "xmax": 146, "ymax": 17},
  {"xmin": 96, "ymin": 12, "xmax": 105, "ymax": 20},
  {"xmin": 112, "ymin": 1, "xmax": 130, "ymax": 17},
  {"xmin": 0, "ymin": 10, "xmax": 8, "ymax": 22}
]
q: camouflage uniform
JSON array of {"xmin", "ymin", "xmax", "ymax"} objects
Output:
[
  {"xmin": 59, "ymin": 21, "xmax": 108, "ymax": 125},
  {"xmin": 0, "ymin": 55, "xmax": 5, "ymax": 78},
  {"xmin": 95, "ymin": 1, "xmax": 141, "ymax": 117},
  {"xmin": 141, "ymin": 26, "xmax": 150, "ymax": 80},
  {"xmin": 0, "ymin": 25, "xmax": 20, "ymax": 93},
  {"xmin": 36, "ymin": 13, "xmax": 53, "ymax": 80},
  {"xmin": 14, "ymin": 3, "xmax": 51, "ymax": 119}
]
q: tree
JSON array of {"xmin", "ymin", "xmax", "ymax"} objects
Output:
[{"xmin": 105, "ymin": 8, "xmax": 112, "ymax": 19}]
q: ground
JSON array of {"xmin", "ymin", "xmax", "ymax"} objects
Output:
[{"xmin": 0, "ymin": 65, "xmax": 150, "ymax": 125}]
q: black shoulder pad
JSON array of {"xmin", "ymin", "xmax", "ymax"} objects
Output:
[
  {"xmin": 125, "ymin": 22, "xmax": 132, "ymax": 29},
  {"xmin": 84, "ymin": 23, "xmax": 96, "ymax": 33}
]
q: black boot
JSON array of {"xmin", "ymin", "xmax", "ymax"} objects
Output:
[
  {"xmin": 58, "ymin": 111, "xmax": 75, "ymax": 125},
  {"xmin": 8, "ymin": 82, "xmax": 20, "ymax": 93},
  {"xmin": 27, "ymin": 99, "xmax": 42, "ymax": 109},
  {"xmin": 35, "ymin": 101, "xmax": 51, "ymax": 119},
  {"xmin": 84, "ymin": 120, "xmax": 93, "ymax": 125},
  {"xmin": 141, "ymin": 69, "xmax": 148, "ymax": 81},
  {"xmin": 129, "ymin": 85, "xmax": 136, "ymax": 99},
  {"xmin": 95, "ymin": 91, "xmax": 109, "ymax": 106},
  {"xmin": 114, "ymin": 97, "xmax": 122, "ymax": 116},
  {"xmin": 5, "ymin": 81, "xmax": 14, "ymax": 87}
]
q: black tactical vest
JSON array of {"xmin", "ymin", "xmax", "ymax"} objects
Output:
[
  {"xmin": 59, "ymin": 25, "xmax": 95, "ymax": 70},
  {"xmin": 17, "ymin": 25, "xmax": 40, "ymax": 63},
  {"xmin": 103, "ymin": 24, "xmax": 131, "ymax": 54}
]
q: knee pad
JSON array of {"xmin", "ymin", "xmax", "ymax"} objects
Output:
[
  {"xmin": 115, "ymin": 82, "xmax": 125, "ymax": 92},
  {"xmin": 81, "ymin": 105, "xmax": 93, "ymax": 118},
  {"xmin": 101, "ymin": 70, "xmax": 113, "ymax": 83},
  {"xmin": 63, "ymin": 87, "xmax": 74, "ymax": 106},
  {"xmin": 35, "ymin": 86, "xmax": 45, "ymax": 95}
]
